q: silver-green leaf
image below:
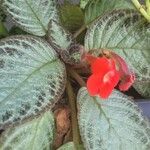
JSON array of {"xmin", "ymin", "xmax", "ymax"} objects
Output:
[
  {"xmin": 77, "ymin": 87, "xmax": 150, "ymax": 150},
  {"xmin": 85, "ymin": 9, "xmax": 150, "ymax": 97},
  {"xmin": 0, "ymin": 111, "xmax": 55, "ymax": 150},
  {"xmin": 48, "ymin": 20, "xmax": 82, "ymax": 65},
  {"xmin": 2, "ymin": 0, "xmax": 58, "ymax": 36},
  {"xmin": 48, "ymin": 20, "xmax": 73, "ymax": 52},
  {"xmin": 0, "ymin": 35, "xmax": 66, "ymax": 129},
  {"xmin": 84, "ymin": 0, "xmax": 135, "ymax": 24}
]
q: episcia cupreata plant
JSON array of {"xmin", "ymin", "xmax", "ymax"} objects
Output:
[{"xmin": 0, "ymin": 0, "xmax": 150, "ymax": 149}]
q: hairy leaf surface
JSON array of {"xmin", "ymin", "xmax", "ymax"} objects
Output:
[
  {"xmin": 0, "ymin": 35, "xmax": 66, "ymax": 129},
  {"xmin": 48, "ymin": 20, "xmax": 73, "ymax": 52},
  {"xmin": 2, "ymin": 0, "xmax": 58, "ymax": 36},
  {"xmin": 77, "ymin": 87, "xmax": 150, "ymax": 150},
  {"xmin": 84, "ymin": 0, "xmax": 135, "ymax": 24},
  {"xmin": 0, "ymin": 111, "xmax": 54, "ymax": 150},
  {"xmin": 48, "ymin": 20, "xmax": 82, "ymax": 65},
  {"xmin": 85, "ymin": 10, "xmax": 150, "ymax": 97}
]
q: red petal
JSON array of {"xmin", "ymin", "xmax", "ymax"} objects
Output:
[
  {"xmin": 87, "ymin": 74, "xmax": 103, "ymax": 96},
  {"xmin": 119, "ymin": 74, "xmax": 135, "ymax": 91},
  {"xmin": 87, "ymin": 70, "xmax": 120, "ymax": 99},
  {"xmin": 98, "ymin": 70, "xmax": 120, "ymax": 99},
  {"xmin": 111, "ymin": 52, "xmax": 135, "ymax": 91},
  {"xmin": 91, "ymin": 57, "xmax": 116, "ymax": 74},
  {"xmin": 83, "ymin": 54, "xmax": 97, "ymax": 64}
]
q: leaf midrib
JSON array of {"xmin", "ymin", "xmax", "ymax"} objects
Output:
[
  {"xmin": 0, "ymin": 59, "xmax": 58, "ymax": 105},
  {"xmin": 25, "ymin": 0, "xmax": 47, "ymax": 33}
]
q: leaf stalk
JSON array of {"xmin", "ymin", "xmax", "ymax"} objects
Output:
[{"xmin": 66, "ymin": 80, "xmax": 82, "ymax": 149}]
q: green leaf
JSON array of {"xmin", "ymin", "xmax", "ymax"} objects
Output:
[
  {"xmin": 0, "ymin": 111, "xmax": 55, "ymax": 150},
  {"xmin": 2, "ymin": 0, "xmax": 58, "ymax": 36},
  {"xmin": 59, "ymin": 3, "xmax": 84, "ymax": 33},
  {"xmin": 57, "ymin": 142, "xmax": 84, "ymax": 150},
  {"xmin": 9, "ymin": 27, "xmax": 27, "ymax": 35},
  {"xmin": 0, "ymin": 5, "xmax": 6, "ymax": 22},
  {"xmin": 0, "ymin": 21, "xmax": 8, "ymax": 38},
  {"xmin": 80, "ymin": 0, "xmax": 90, "ymax": 9},
  {"xmin": 0, "ymin": 35, "xmax": 66, "ymax": 129},
  {"xmin": 85, "ymin": 9, "xmax": 150, "ymax": 97},
  {"xmin": 77, "ymin": 87, "xmax": 150, "ymax": 150},
  {"xmin": 57, "ymin": 142, "xmax": 76, "ymax": 150},
  {"xmin": 84, "ymin": 0, "xmax": 135, "ymax": 24}
]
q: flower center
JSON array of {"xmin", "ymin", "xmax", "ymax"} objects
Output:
[{"xmin": 103, "ymin": 71, "xmax": 115, "ymax": 83}]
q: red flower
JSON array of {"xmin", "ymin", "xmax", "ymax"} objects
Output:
[
  {"xmin": 84, "ymin": 52, "xmax": 135, "ymax": 99},
  {"xmin": 111, "ymin": 52, "xmax": 135, "ymax": 91}
]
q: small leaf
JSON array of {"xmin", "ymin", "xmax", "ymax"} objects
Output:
[
  {"xmin": 2, "ymin": 0, "xmax": 58, "ymax": 36},
  {"xmin": 0, "ymin": 35, "xmax": 66, "ymax": 129},
  {"xmin": 48, "ymin": 20, "xmax": 73, "ymax": 52},
  {"xmin": 48, "ymin": 20, "xmax": 82, "ymax": 65},
  {"xmin": 77, "ymin": 87, "xmax": 150, "ymax": 150},
  {"xmin": 59, "ymin": 3, "xmax": 84, "ymax": 33},
  {"xmin": 0, "ymin": 111, "xmax": 55, "ymax": 150},
  {"xmin": 84, "ymin": 0, "xmax": 135, "ymax": 24},
  {"xmin": 85, "ymin": 9, "xmax": 150, "ymax": 97}
]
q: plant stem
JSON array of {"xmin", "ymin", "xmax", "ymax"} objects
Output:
[
  {"xmin": 66, "ymin": 80, "xmax": 82, "ymax": 148},
  {"xmin": 146, "ymin": 0, "xmax": 150, "ymax": 15},
  {"xmin": 67, "ymin": 67, "xmax": 86, "ymax": 87},
  {"xmin": 73, "ymin": 24, "xmax": 86, "ymax": 38},
  {"xmin": 132, "ymin": 0, "xmax": 150, "ymax": 22}
]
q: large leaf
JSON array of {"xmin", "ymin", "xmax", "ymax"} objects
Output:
[
  {"xmin": 2, "ymin": 0, "xmax": 58, "ymax": 36},
  {"xmin": 85, "ymin": 9, "xmax": 150, "ymax": 97},
  {"xmin": 0, "ymin": 111, "xmax": 54, "ymax": 150},
  {"xmin": 84, "ymin": 0, "xmax": 135, "ymax": 24},
  {"xmin": 77, "ymin": 87, "xmax": 150, "ymax": 150},
  {"xmin": 0, "ymin": 35, "xmax": 66, "ymax": 129}
]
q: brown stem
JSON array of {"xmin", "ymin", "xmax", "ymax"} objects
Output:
[
  {"xmin": 73, "ymin": 24, "xmax": 87, "ymax": 38},
  {"xmin": 66, "ymin": 80, "xmax": 82, "ymax": 147},
  {"xmin": 67, "ymin": 67, "xmax": 86, "ymax": 87}
]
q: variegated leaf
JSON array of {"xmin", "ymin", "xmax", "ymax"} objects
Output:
[
  {"xmin": 0, "ymin": 111, "xmax": 54, "ymax": 150},
  {"xmin": 85, "ymin": 9, "xmax": 150, "ymax": 97},
  {"xmin": 84, "ymin": 0, "xmax": 135, "ymax": 24},
  {"xmin": 77, "ymin": 87, "xmax": 150, "ymax": 150},
  {"xmin": 0, "ymin": 35, "xmax": 66, "ymax": 129},
  {"xmin": 48, "ymin": 20, "xmax": 73, "ymax": 52},
  {"xmin": 48, "ymin": 20, "xmax": 82, "ymax": 65},
  {"xmin": 2, "ymin": 0, "xmax": 58, "ymax": 36}
]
